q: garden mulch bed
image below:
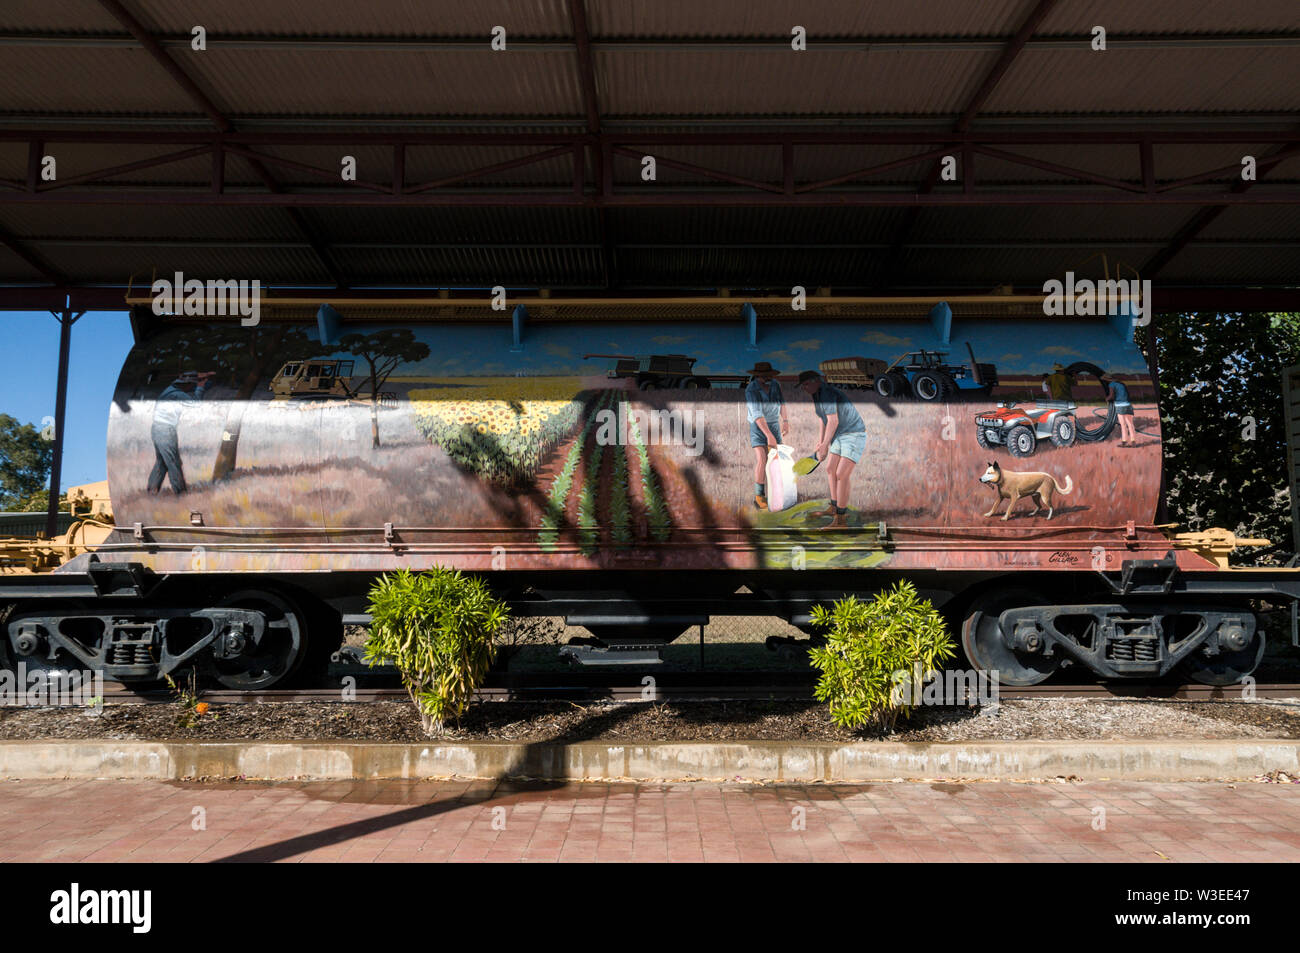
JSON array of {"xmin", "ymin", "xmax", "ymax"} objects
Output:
[{"xmin": 1, "ymin": 698, "xmax": 1299, "ymax": 744}]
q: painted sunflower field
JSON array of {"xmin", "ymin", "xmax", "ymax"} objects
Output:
[{"xmin": 409, "ymin": 379, "xmax": 586, "ymax": 484}]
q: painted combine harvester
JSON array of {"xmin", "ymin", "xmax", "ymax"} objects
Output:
[{"xmin": 0, "ymin": 296, "xmax": 1289, "ymax": 690}]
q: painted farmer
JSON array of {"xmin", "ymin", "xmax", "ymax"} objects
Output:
[
  {"xmin": 798, "ymin": 370, "xmax": 866, "ymax": 529},
  {"xmin": 147, "ymin": 371, "xmax": 214, "ymax": 494},
  {"xmin": 1099, "ymin": 372, "xmax": 1137, "ymax": 446},
  {"xmin": 745, "ymin": 360, "xmax": 789, "ymax": 510},
  {"xmin": 1042, "ymin": 362, "xmax": 1075, "ymax": 400}
]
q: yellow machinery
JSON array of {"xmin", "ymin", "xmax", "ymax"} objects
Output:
[{"xmin": 0, "ymin": 482, "xmax": 115, "ymax": 575}]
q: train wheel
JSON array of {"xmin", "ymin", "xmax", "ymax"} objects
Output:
[
  {"xmin": 1182, "ymin": 631, "xmax": 1266, "ymax": 686},
  {"xmin": 204, "ymin": 590, "xmax": 309, "ymax": 690},
  {"xmin": 961, "ymin": 589, "xmax": 1060, "ymax": 687}
]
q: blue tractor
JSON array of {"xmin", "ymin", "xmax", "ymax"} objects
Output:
[{"xmin": 873, "ymin": 342, "xmax": 998, "ymax": 402}]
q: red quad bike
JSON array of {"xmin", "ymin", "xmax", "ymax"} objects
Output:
[{"xmin": 974, "ymin": 399, "xmax": 1079, "ymax": 457}]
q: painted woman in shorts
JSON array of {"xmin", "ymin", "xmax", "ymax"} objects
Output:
[
  {"xmin": 745, "ymin": 361, "xmax": 789, "ymax": 510},
  {"xmin": 797, "ymin": 370, "xmax": 866, "ymax": 529},
  {"xmin": 1101, "ymin": 373, "xmax": 1137, "ymax": 445}
]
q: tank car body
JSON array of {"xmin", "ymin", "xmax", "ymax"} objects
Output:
[{"xmin": 3, "ymin": 306, "xmax": 1293, "ymax": 689}]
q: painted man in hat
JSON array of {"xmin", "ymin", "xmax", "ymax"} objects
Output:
[
  {"xmin": 147, "ymin": 370, "xmax": 214, "ymax": 494},
  {"xmin": 798, "ymin": 369, "xmax": 866, "ymax": 529},
  {"xmin": 1042, "ymin": 362, "xmax": 1075, "ymax": 400},
  {"xmin": 745, "ymin": 360, "xmax": 789, "ymax": 510}
]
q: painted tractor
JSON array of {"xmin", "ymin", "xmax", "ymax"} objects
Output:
[
  {"xmin": 873, "ymin": 343, "xmax": 998, "ymax": 402},
  {"xmin": 974, "ymin": 399, "xmax": 1078, "ymax": 457}
]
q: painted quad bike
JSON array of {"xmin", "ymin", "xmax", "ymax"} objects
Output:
[
  {"xmin": 974, "ymin": 360, "xmax": 1118, "ymax": 456},
  {"xmin": 974, "ymin": 399, "xmax": 1079, "ymax": 457}
]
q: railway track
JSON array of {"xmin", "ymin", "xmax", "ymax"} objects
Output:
[{"xmin": 99, "ymin": 678, "xmax": 1300, "ymax": 705}]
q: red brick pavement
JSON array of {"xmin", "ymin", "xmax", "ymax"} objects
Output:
[{"xmin": 0, "ymin": 779, "xmax": 1297, "ymax": 863}]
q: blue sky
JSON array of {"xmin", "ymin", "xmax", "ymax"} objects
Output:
[
  {"xmin": 300, "ymin": 316, "xmax": 1149, "ymax": 378},
  {"xmin": 0, "ymin": 310, "xmax": 134, "ymax": 489}
]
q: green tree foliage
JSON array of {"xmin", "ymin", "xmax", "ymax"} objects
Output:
[
  {"xmin": 11, "ymin": 489, "xmax": 68, "ymax": 514},
  {"xmin": 1149, "ymin": 312, "xmax": 1300, "ymax": 563},
  {"xmin": 338, "ymin": 329, "xmax": 431, "ymax": 448},
  {"xmin": 0, "ymin": 415, "xmax": 53, "ymax": 510},
  {"xmin": 364, "ymin": 568, "xmax": 508, "ymax": 733},
  {"xmin": 808, "ymin": 582, "xmax": 955, "ymax": 733}
]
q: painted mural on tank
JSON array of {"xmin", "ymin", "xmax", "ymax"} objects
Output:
[{"xmin": 104, "ymin": 313, "xmax": 1167, "ymax": 573}]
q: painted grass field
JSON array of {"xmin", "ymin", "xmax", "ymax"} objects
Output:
[{"xmin": 637, "ymin": 387, "xmax": 1162, "ymax": 529}]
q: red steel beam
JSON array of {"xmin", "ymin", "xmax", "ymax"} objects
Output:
[
  {"xmin": 0, "ymin": 189, "xmax": 1294, "ymax": 207},
  {"xmin": 0, "ymin": 222, "xmax": 66, "ymax": 285},
  {"xmin": 405, "ymin": 145, "xmax": 577, "ymax": 194},
  {"xmin": 3, "ymin": 130, "xmax": 1297, "ymax": 147},
  {"xmin": 568, "ymin": 0, "xmax": 601, "ymax": 136},
  {"xmin": 34, "ymin": 144, "xmax": 214, "ymax": 192},
  {"xmin": 611, "ymin": 146, "xmax": 784, "ymax": 193},
  {"xmin": 2, "ymin": 286, "xmax": 1299, "ymax": 313}
]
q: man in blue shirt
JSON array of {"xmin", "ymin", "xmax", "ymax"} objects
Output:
[
  {"xmin": 147, "ymin": 371, "xmax": 214, "ymax": 494},
  {"xmin": 744, "ymin": 361, "xmax": 789, "ymax": 510},
  {"xmin": 798, "ymin": 370, "xmax": 866, "ymax": 529}
]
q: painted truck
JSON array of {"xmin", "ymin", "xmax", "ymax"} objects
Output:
[{"xmin": 0, "ymin": 304, "xmax": 1289, "ymax": 690}]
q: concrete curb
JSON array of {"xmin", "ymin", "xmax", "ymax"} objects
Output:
[{"xmin": 0, "ymin": 739, "xmax": 1297, "ymax": 781}]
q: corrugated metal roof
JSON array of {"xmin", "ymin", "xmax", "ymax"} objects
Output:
[
  {"xmin": 908, "ymin": 205, "xmax": 1199, "ymax": 242},
  {"xmin": 0, "ymin": 0, "xmax": 122, "ymax": 32},
  {"xmin": 0, "ymin": 205, "xmax": 314, "ymax": 241},
  {"xmin": 1198, "ymin": 204, "xmax": 1300, "ymax": 240},
  {"xmin": 123, "ymin": 0, "xmax": 573, "ymax": 38},
  {"xmin": 0, "ymin": 2, "xmax": 1295, "ymax": 296},
  {"xmin": 1039, "ymin": 0, "xmax": 1300, "ymax": 35},
  {"xmin": 308, "ymin": 206, "xmax": 600, "ymax": 244},
  {"xmin": 598, "ymin": 48, "xmax": 999, "ymax": 116},
  {"xmin": 1152, "ymin": 244, "xmax": 1300, "ymax": 284},
  {"xmin": 34, "ymin": 242, "xmax": 331, "ymax": 284},
  {"xmin": 339, "ymin": 244, "xmax": 603, "ymax": 286},
  {"xmin": 185, "ymin": 48, "xmax": 584, "ymax": 116},
  {"xmin": 0, "ymin": 47, "xmax": 200, "ymax": 116},
  {"xmin": 588, "ymin": 0, "xmax": 1030, "ymax": 39},
  {"xmin": 987, "ymin": 47, "xmax": 1300, "ymax": 115}
]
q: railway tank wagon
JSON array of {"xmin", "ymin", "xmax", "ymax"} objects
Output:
[{"xmin": 3, "ymin": 297, "xmax": 1296, "ymax": 691}]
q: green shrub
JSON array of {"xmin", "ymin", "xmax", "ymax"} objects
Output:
[
  {"xmin": 364, "ymin": 568, "xmax": 509, "ymax": 733},
  {"xmin": 808, "ymin": 581, "xmax": 956, "ymax": 733}
]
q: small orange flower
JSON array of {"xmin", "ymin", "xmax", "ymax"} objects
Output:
[{"xmin": 195, "ymin": 702, "xmax": 210, "ymax": 716}]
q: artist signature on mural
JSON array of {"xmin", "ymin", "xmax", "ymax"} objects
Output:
[{"xmin": 1050, "ymin": 550, "xmax": 1116, "ymax": 566}]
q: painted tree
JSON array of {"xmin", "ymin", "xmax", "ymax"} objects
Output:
[
  {"xmin": 210, "ymin": 325, "xmax": 313, "ymax": 481},
  {"xmin": 0, "ymin": 415, "xmax": 53, "ymax": 510},
  {"xmin": 338, "ymin": 329, "xmax": 430, "ymax": 448},
  {"xmin": 122, "ymin": 324, "xmax": 311, "ymax": 481}
]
